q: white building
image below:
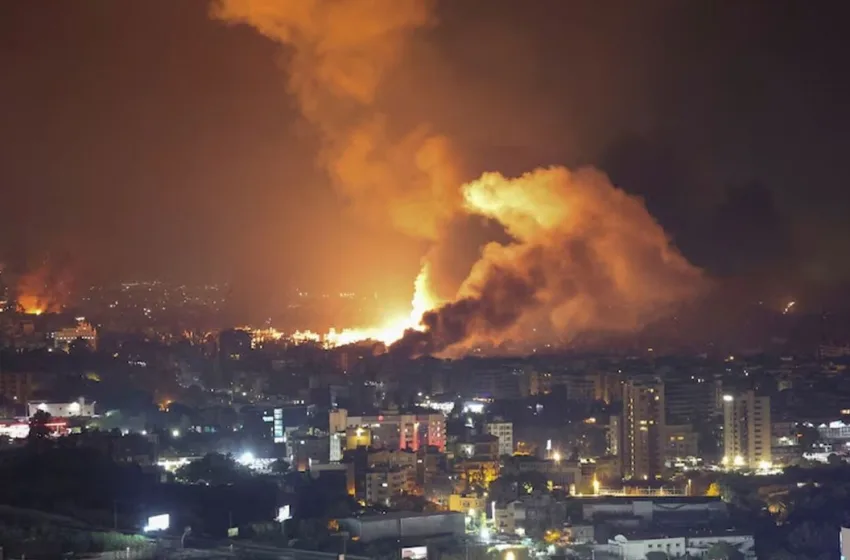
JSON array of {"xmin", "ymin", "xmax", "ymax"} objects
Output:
[
  {"xmin": 606, "ymin": 532, "xmax": 754, "ymax": 559},
  {"xmin": 723, "ymin": 391, "xmax": 771, "ymax": 469},
  {"xmin": 486, "ymin": 422, "xmax": 514, "ymax": 457},
  {"xmin": 27, "ymin": 397, "xmax": 95, "ymax": 418}
]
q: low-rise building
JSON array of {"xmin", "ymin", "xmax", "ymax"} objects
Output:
[
  {"xmin": 448, "ymin": 493, "xmax": 486, "ymax": 515},
  {"xmin": 364, "ymin": 467, "xmax": 415, "ymax": 506},
  {"xmin": 289, "ymin": 433, "xmax": 330, "ymax": 471},
  {"xmin": 581, "ymin": 496, "xmax": 728, "ymax": 530},
  {"xmin": 27, "ymin": 398, "xmax": 95, "ymax": 418},
  {"xmin": 339, "ymin": 511, "xmax": 464, "ymax": 542},
  {"xmin": 494, "ymin": 501, "xmax": 518, "ymax": 534},
  {"xmin": 486, "ymin": 422, "xmax": 514, "ymax": 456},
  {"xmin": 51, "ymin": 319, "xmax": 97, "ymax": 351},
  {"xmin": 605, "ymin": 531, "xmax": 754, "ymax": 560},
  {"xmin": 455, "ymin": 434, "xmax": 500, "ymax": 461}
]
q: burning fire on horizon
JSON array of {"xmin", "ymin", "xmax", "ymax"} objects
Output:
[
  {"xmin": 212, "ymin": 0, "xmax": 706, "ymax": 356},
  {"xmin": 14, "ymin": 261, "xmax": 72, "ymax": 316}
]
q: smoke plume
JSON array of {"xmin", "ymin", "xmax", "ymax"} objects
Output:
[
  {"xmin": 213, "ymin": 1, "xmax": 705, "ymax": 355},
  {"xmin": 392, "ymin": 167, "xmax": 705, "ymax": 355},
  {"xmin": 211, "ymin": 0, "xmax": 460, "ymax": 240}
]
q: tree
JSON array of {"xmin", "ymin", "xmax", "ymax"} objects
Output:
[
  {"xmin": 270, "ymin": 458, "xmax": 291, "ymax": 474},
  {"xmin": 28, "ymin": 409, "xmax": 53, "ymax": 441},
  {"xmin": 174, "ymin": 453, "xmax": 251, "ymax": 485},
  {"xmin": 706, "ymin": 541, "xmax": 744, "ymax": 560},
  {"xmin": 796, "ymin": 423, "xmax": 821, "ymax": 452}
]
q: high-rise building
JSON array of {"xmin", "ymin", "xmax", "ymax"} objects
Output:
[
  {"xmin": 665, "ymin": 376, "xmax": 721, "ymax": 425},
  {"xmin": 620, "ymin": 376, "xmax": 666, "ymax": 480},
  {"xmin": 722, "ymin": 391, "xmax": 771, "ymax": 469},
  {"xmin": 485, "ymin": 422, "xmax": 514, "ymax": 456}
]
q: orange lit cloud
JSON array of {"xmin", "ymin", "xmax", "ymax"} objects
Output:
[
  {"xmin": 211, "ymin": 0, "xmax": 460, "ymax": 240},
  {"xmin": 393, "ymin": 167, "xmax": 706, "ymax": 355},
  {"xmin": 212, "ymin": 2, "xmax": 704, "ymax": 354},
  {"xmin": 16, "ymin": 261, "xmax": 72, "ymax": 315}
]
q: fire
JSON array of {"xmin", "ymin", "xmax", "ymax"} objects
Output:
[
  {"xmin": 18, "ymin": 296, "xmax": 45, "ymax": 316},
  {"xmin": 211, "ymin": 3, "xmax": 704, "ymax": 356},
  {"xmin": 15, "ymin": 260, "xmax": 71, "ymax": 316},
  {"xmin": 294, "ymin": 265, "xmax": 440, "ymax": 348}
]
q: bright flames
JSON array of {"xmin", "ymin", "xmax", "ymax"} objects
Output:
[
  {"xmin": 18, "ymin": 297, "xmax": 45, "ymax": 316},
  {"xmin": 293, "ymin": 265, "xmax": 440, "ymax": 348}
]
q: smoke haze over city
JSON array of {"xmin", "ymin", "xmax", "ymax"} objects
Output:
[{"xmin": 1, "ymin": 0, "xmax": 849, "ymax": 335}]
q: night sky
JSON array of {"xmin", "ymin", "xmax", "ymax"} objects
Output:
[{"xmin": 1, "ymin": 0, "xmax": 848, "ymax": 311}]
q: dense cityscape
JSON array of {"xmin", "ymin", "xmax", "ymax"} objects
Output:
[
  {"xmin": 3, "ymin": 1, "xmax": 850, "ymax": 559},
  {"xmin": 2, "ymin": 272, "xmax": 850, "ymax": 560}
]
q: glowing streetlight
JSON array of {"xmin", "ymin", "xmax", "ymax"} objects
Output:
[
  {"xmin": 505, "ymin": 551, "xmax": 516, "ymax": 560},
  {"xmin": 552, "ymin": 451, "xmax": 561, "ymax": 463},
  {"xmin": 171, "ymin": 429, "xmax": 180, "ymax": 438},
  {"xmin": 238, "ymin": 451, "xmax": 255, "ymax": 465}
]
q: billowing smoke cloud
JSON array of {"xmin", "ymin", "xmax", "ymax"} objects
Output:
[
  {"xmin": 212, "ymin": 1, "xmax": 704, "ymax": 356},
  {"xmin": 211, "ymin": 0, "xmax": 460, "ymax": 241},
  {"xmin": 392, "ymin": 167, "xmax": 706, "ymax": 355}
]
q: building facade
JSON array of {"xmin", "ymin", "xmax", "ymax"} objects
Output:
[
  {"xmin": 723, "ymin": 391, "xmax": 771, "ymax": 469},
  {"xmin": 345, "ymin": 412, "xmax": 446, "ymax": 451},
  {"xmin": 486, "ymin": 422, "xmax": 514, "ymax": 456},
  {"xmin": 27, "ymin": 398, "xmax": 95, "ymax": 418},
  {"xmin": 621, "ymin": 377, "xmax": 666, "ymax": 480}
]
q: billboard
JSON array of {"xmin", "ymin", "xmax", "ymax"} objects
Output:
[
  {"xmin": 401, "ymin": 546, "xmax": 427, "ymax": 560},
  {"xmin": 144, "ymin": 514, "xmax": 170, "ymax": 532},
  {"xmin": 277, "ymin": 505, "xmax": 292, "ymax": 522}
]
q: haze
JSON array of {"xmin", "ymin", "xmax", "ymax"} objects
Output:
[{"xmin": 1, "ymin": 0, "xmax": 848, "ymax": 321}]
